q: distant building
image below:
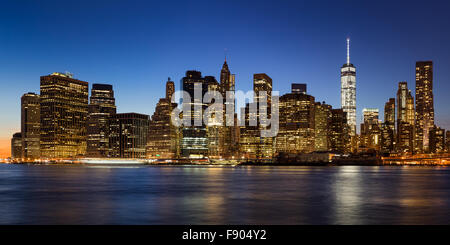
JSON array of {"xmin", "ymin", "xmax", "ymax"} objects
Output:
[
  {"xmin": 109, "ymin": 113, "xmax": 149, "ymax": 159},
  {"xmin": 429, "ymin": 126, "xmax": 445, "ymax": 154},
  {"xmin": 360, "ymin": 108, "xmax": 381, "ymax": 152},
  {"xmin": 314, "ymin": 102, "xmax": 332, "ymax": 152},
  {"xmin": 180, "ymin": 71, "xmax": 209, "ymax": 158},
  {"xmin": 341, "ymin": 38, "xmax": 357, "ymax": 136},
  {"xmin": 240, "ymin": 73, "xmax": 274, "ymax": 160},
  {"xmin": 147, "ymin": 79, "xmax": 179, "ymax": 159},
  {"xmin": 219, "ymin": 59, "xmax": 238, "ymax": 159},
  {"xmin": 11, "ymin": 132, "xmax": 22, "ymax": 160},
  {"xmin": 446, "ymin": 131, "xmax": 450, "ymax": 153},
  {"xmin": 329, "ymin": 109, "xmax": 350, "ymax": 153},
  {"xmin": 396, "ymin": 82, "xmax": 414, "ymax": 153},
  {"xmin": 291, "ymin": 83, "xmax": 307, "ymax": 94},
  {"xmin": 380, "ymin": 123, "xmax": 394, "ymax": 155},
  {"xmin": 87, "ymin": 84, "xmax": 116, "ymax": 157},
  {"xmin": 204, "ymin": 76, "xmax": 222, "ymax": 159},
  {"xmin": 21, "ymin": 92, "xmax": 40, "ymax": 160},
  {"xmin": 276, "ymin": 92, "xmax": 315, "ymax": 154},
  {"xmin": 40, "ymin": 72, "xmax": 89, "ymax": 158},
  {"xmin": 415, "ymin": 61, "xmax": 434, "ymax": 153},
  {"xmin": 381, "ymin": 98, "xmax": 396, "ymax": 155},
  {"xmin": 384, "ymin": 98, "xmax": 396, "ymax": 133}
]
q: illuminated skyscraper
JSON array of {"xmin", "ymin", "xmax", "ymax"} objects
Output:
[
  {"xmin": 205, "ymin": 75, "xmax": 221, "ymax": 158},
  {"xmin": 21, "ymin": 92, "xmax": 40, "ymax": 160},
  {"xmin": 329, "ymin": 109, "xmax": 350, "ymax": 153},
  {"xmin": 384, "ymin": 98, "xmax": 396, "ymax": 133},
  {"xmin": 415, "ymin": 61, "xmax": 434, "ymax": 153},
  {"xmin": 360, "ymin": 108, "xmax": 381, "ymax": 152},
  {"xmin": 166, "ymin": 78, "xmax": 175, "ymax": 100},
  {"xmin": 87, "ymin": 84, "xmax": 116, "ymax": 157},
  {"xmin": 11, "ymin": 132, "xmax": 22, "ymax": 160},
  {"xmin": 180, "ymin": 71, "xmax": 209, "ymax": 158},
  {"xmin": 40, "ymin": 72, "xmax": 89, "ymax": 158},
  {"xmin": 147, "ymin": 78, "xmax": 179, "ymax": 159},
  {"xmin": 381, "ymin": 98, "xmax": 396, "ymax": 154},
  {"xmin": 340, "ymin": 38, "xmax": 357, "ymax": 136},
  {"xmin": 276, "ymin": 92, "xmax": 315, "ymax": 154},
  {"xmin": 396, "ymin": 82, "xmax": 414, "ymax": 153},
  {"xmin": 314, "ymin": 102, "xmax": 332, "ymax": 152},
  {"xmin": 240, "ymin": 74, "xmax": 274, "ymax": 160},
  {"xmin": 219, "ymin": 59, "xmax": 237, "ymax": 158},
  {"xmin": 109, "ymin": 113, "xmax": 149, "ymax": 159},
  {"xmin": 429, "ymin": 126, "xmax": 445, "ymax": 154},
  {"xmin": 292, "ymin": 83, "xmax": 307, "ymax": 94}
]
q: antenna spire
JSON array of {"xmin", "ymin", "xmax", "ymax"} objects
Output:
[{"xmin": 346, "ymin": 37, "xmax": 350, "ymax": 65}]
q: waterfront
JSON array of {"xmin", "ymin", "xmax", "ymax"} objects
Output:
[{"xmin": 0, "ymin": 164, "xmax": 450, "ymax": 224}]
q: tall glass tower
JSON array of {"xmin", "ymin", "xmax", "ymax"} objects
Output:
[{"xmin": 340, "ymin": 38, "xmax": 356, "ymax": 136}]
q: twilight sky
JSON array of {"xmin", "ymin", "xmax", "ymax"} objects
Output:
[{"xmin": 1, "ymin": 0, "xmax": 450, "ymax": 157}]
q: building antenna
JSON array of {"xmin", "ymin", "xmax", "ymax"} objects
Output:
[{"xmin": 347, "ymin": 37, "xmax": 350, "ymax": 65}]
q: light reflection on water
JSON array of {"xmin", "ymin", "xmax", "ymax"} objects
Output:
[{"xmin": 0, "ymin": 164, "xmax": 449, "ymax": 224}]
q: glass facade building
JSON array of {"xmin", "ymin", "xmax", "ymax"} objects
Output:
[
  {"xmin": 87, "ymin": 84, "xmax": 116, "ymax": 157},
  {"xmin": 21, "ymin": 92, "xmax": 40, "ymax": 160},
  {"xmin": 340, "ymin": 38, "xmax": 357, "ymax": 136},
  {"xmin": 40, "ymin": 72, "xmax": 89, "ymax": 158}
]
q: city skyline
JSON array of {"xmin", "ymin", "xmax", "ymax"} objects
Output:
[{"xmin": 2, "ymin": 0, "xmax": 450, "ymax": 157}]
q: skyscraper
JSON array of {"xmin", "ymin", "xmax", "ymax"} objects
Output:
[
  {"xmin": 147, "ymin": 78, "xmax": 179, "ymax": 159},
  {"xmin": 166, "ymin": 78, "xmax": 175, "ymax": 100},
  {"xmin": 384, "ymin": 98, "xmax": 396, "ymax": 133},
  {"xmin": 109, "ymin": 113, "xmax": 149, "ymax": 159},
  {"xmin": 360, "ymin": 108, "xmax": 381, "ymax": 152},
  {"xmin": 396, "ymin": 82, "xmax": 414, "ymax": 153},
  {"xmin": 415, "ymin": 61, "xmax": 434, "ymax": 153},
  {"xmin": 429, "ymin": 126, "xmax": 445, "ymax": 154},
  {"xmin": 40, "ymin": 72, "xmax": 89, "ymax": 158},
  {"xmin": 381, "ymin": 98, "xmax": 396, "ymax": 154},
  {"xmin": 292, "ymin": 83, "xmax": 307, "ymax": 94},
  {"xmin": 329, "ymin": 109, "xmax": 350, "ymax": 153},
  {"xmin": 87, "ymin": 84, "xmax": 116, "ymax": 157},
  {"xmin": 240, "ymin": 74, "xmax": 274, "ymax": 160},
  {"xmin": 276, "ymin": 92, "xmax": 316, "ymax": 154},
  {"xmin": 11, "ymin": 132, "xmax": 22, "ymax": 160},
  {"xmin": 340, "ymin": 38, "xmax": 357, "ymax": 136},
  {"xmin": 21, "ymin": 92, "xmax": 40, "ymax": 160},
  {"xmin": 180, "ymin": 70, "xmax": 209, "ymax": 158},
  {"xmin": 314, "ymin": 102, "xmax": 332, "ymax": 152},
  {"xmin": 205, "ymin": 75, "xmax": 221, "ymax": 159},
  {"xmin": 219, "ymin": 59, "xmax": 237, "ymax": 158}
]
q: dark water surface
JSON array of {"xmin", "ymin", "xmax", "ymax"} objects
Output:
[{"xmin": 0, "ymin": 164, "xmax": 449, "ymax": 224}]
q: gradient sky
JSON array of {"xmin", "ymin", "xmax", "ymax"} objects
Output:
[{"xmin": 1, "ymin": 0, "xmax": 450, "ymax": 157}]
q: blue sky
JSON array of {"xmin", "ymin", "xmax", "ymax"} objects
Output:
[{"xmin": 1, "ymin": 0, "xmax": 450, "ymax": 155}]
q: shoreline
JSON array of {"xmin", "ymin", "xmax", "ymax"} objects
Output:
[{"xmin": 1, "ymin": 161, "xmax": 449, "ymax": 167}]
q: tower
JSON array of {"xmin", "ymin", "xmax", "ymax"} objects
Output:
[
  {"xmin": 87, "ymin": 84, "xmax": 116, "ymax": 157},
  {"xmin": 40, "ymin": 72, "xmax": 89, "ymax": 158},
  {"xmin": 415, "ymin": 61, "xmax": 434, "ymax": 153},
  {"xmin": 340, "ymin": 38, "xmax": 357, "ymax": 136},
  {"xmin": 21, "ymin": 92, "xmax": 40, "ymax": 160}
]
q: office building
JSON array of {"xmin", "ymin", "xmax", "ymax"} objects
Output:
[
  {"xmin": 21, "ymin": 92, "xmax": 40, "ymax": 160},
  {"xmin": 415, "ymin": 61, "xmax": 434, "ymax": 153},
  {"xmin": 87, "ymin": 84, "xmax": 116, "ymax": 157},
  {"xmin": 109, "ymin": 113, "xmax": 149, "ymax": 159},
  {"xmin": 40, "ymin": 72, "xmax": 89, "ymax": 158}
]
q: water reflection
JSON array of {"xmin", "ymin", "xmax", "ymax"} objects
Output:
[{"xmin": 0, "ymin": 164, "xmax": 449, "ymax": 224}]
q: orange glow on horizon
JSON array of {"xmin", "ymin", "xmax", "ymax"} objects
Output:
[{"xmin": 0, "ymin": 138, "xmax": 10, "ymax": 158}]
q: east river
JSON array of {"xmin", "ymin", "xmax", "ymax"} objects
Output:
[{"xmin": 0, "ymin": 164, "xmax": 449, "ymax": 224}]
